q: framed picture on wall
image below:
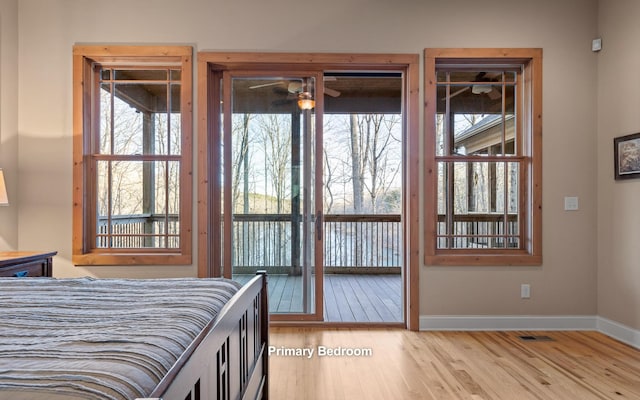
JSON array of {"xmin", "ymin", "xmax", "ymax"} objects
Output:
[{"xmin": 614, "ymin": 132, "xmax": 640, "ymax": 180}]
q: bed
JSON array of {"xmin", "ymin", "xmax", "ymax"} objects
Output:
[{"xmin": 0, "ymin": 272, "xmax": 269, "ymax": 400}]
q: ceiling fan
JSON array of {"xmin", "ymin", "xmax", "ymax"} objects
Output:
[
  {"xmin": 444, "ymin": 72, "xmax": 502, "ymax": 100},
  {"xmin": 249, "ymin": 79, "xmax": 341, "ymax": 98}
]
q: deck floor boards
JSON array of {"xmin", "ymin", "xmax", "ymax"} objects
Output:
[{"xmin": 234, "ymin": 274, "xmax": 402, "ymax": 323}]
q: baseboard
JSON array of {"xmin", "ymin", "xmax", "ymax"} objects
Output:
[
  {"xmin": 419, "ymin": 315, "xmax": 640, "ymax": 350},
  {"xmin": 597, "ymin": 317, "xmax": 640, "ymax": 349},
  {"xmin": 420, "ymin": 315, "xmax": 598, "ymax": 331}
]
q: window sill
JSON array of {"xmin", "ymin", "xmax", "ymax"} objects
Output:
[
  {"xmin": 425, "ymin": 252, "xmax": 542, "ymax": 266},
  {"xmin": 73, "ymin": 253, "xmax": 192, "ymax": 266}
]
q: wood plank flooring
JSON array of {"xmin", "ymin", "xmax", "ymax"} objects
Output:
[
  {"xmin": 234, "ymin": 274, "xmax": 402, "ymax": 323},
  {"xmin": 269, "ymin": 328, "xmax": 640, "ymax": 400}
]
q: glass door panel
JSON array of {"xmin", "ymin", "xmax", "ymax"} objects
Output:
[
  {"xmin": 225, "ymin": 74, "xmax": 321, "ymax": 318},
  {"xmin": 322, "ymin": 72, "xmax": 404, "ymax": 323}
]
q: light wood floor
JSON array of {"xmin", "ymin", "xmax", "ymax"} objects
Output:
[{"xmin": 269, "ymin": 328, "xmax": 640, "ymax": 400}]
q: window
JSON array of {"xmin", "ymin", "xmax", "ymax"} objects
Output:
[
  {"xmin": 73, "ymin": 46, "xmax": 192, "ymax": 265},
  {"xmin": 424, "ymin": 49, "xmax": 542, "ymax": 265}
]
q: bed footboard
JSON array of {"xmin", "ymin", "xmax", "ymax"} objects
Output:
[{"xmin": 139, "ymin": 271, "xmax": 269, "ymax": 400}]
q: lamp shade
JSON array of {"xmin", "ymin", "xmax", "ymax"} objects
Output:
[
  {"xmin": 0, "ymin": 169, "xmax": 8, "ymax": 206},
  {"xmin": 297, "ymin": 92, "xmax": 315, "ymax": 110}
]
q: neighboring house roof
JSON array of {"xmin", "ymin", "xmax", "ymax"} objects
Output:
[{"xmin": 455, "ymin": 114, "xmax": 515, "ymax": 154}]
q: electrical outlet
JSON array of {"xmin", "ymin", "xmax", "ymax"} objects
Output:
[{"xmin": 521, "ymin": 284, "xmax": 531, "ymax": 299}]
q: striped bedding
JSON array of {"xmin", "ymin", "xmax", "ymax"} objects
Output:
[{"xmin": 0, "ymin": 277, "xmax": 241, "ymax": 400}]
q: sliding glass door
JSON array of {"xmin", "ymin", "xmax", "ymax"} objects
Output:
[{"xmin": 219, "ymin": 72, "xmax": 323, "ymax": 320}]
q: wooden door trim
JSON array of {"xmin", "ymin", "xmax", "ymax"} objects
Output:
[{"xmin": 197, "ymin": 52, "xmax": 420, "ymax": 330}]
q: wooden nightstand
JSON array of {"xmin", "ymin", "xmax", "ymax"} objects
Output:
[{"xmin": 0, "ymin": 251, "xmax": 57, "ymax": 277}]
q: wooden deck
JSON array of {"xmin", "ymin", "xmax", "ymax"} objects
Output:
[{"xmin": 234, "ymin": 274, "xmax": 402, "ymax": 323}]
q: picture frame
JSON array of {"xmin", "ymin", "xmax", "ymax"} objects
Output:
[{"xmin": 614, "ymin": 132, "xmax": 640, "ymax": 180}]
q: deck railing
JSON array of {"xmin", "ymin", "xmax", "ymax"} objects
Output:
[
  {"xmin": 96, "ymin": 213, "xmax": 518, "ymax": 272},
  {"xmin": 96, "ymin": 214, "xmax": 180, "ymax": 249},
  {"xmin": 436, "ymin": 213, "xmax": 519, "ymax": 249},
  {"xmin": 324, "ymin": 214, "xmax": 402, "ymax": 273},
  {"xmin": 231, "ymin": 214, "xmax": 402, "ymax": 274}
]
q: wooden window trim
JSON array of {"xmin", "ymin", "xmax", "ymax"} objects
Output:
[
  {"xmin": 72, "ymin": 46, "xmax": 193, "ymax": 266},
  {"xmin": 424, "ymin": 48, "xmax": 542, "ymax": 266}
]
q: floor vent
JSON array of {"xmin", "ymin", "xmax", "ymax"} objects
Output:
[{"xmin": 519, "ymin": 335, "xmax": 554, "ymax": 342}]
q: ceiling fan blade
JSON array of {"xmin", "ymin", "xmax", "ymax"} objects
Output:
[
  {"xmin": 324, "ymin": 87, "xmax": 341, "ymax": 97},
  {"xmin": 287, "ymin": 82, "xmax": 303, "ymax": 93},
  {"xmin": 487, "ymin": 87, "xmax": 502, "ymax": 100},
  {"xmin": 249, "ymin": 81, "xmax": 285, "ymax": 90},
  {"xmin": 442, "ymin": 86, "xmax": 470, "ymax": 100}
]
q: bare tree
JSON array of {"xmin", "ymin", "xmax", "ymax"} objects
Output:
[
  {"xmin": 349, "ymin": 114, "xmax": 368, "ymax": 213},
  {"xmin": 346, "ymin": 114, "xmax": 402, "ymax": 213},
  {"xmin": 255, "ymin": 114, "xmax": 292, "ymax": 268},
  {"xmin": 232, "ymin": 113, "xmax": 252, "ymax": 213},
  {"xmin": 323, "ymin": 116, "xmax": 353, "ymax": 213},
  {"xmin": 98, "ymin": 90, "xmax": 145, "ymax": 217},
  {"xmin": 323, "ymin": 149, "xmax": 335, "ymax": 213},
  {"xmin": 257, "ymin": 114, "xmax": 291, "ymax": 213},
  {"xmin": 363, "ymin": 114, "xmax": 401, "ymax": 213}
]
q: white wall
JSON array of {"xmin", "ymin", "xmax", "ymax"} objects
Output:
[
  {"xmin": 597, "ymin": 0, "xmax": 640, "ymax": 331},
  {"xmin": 7, "ymin": 0, "xmax": 604, "ymax": 319},
  {"xmin": 421, "ymin": 1, "xmax": 600, "ymax": 319}
]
